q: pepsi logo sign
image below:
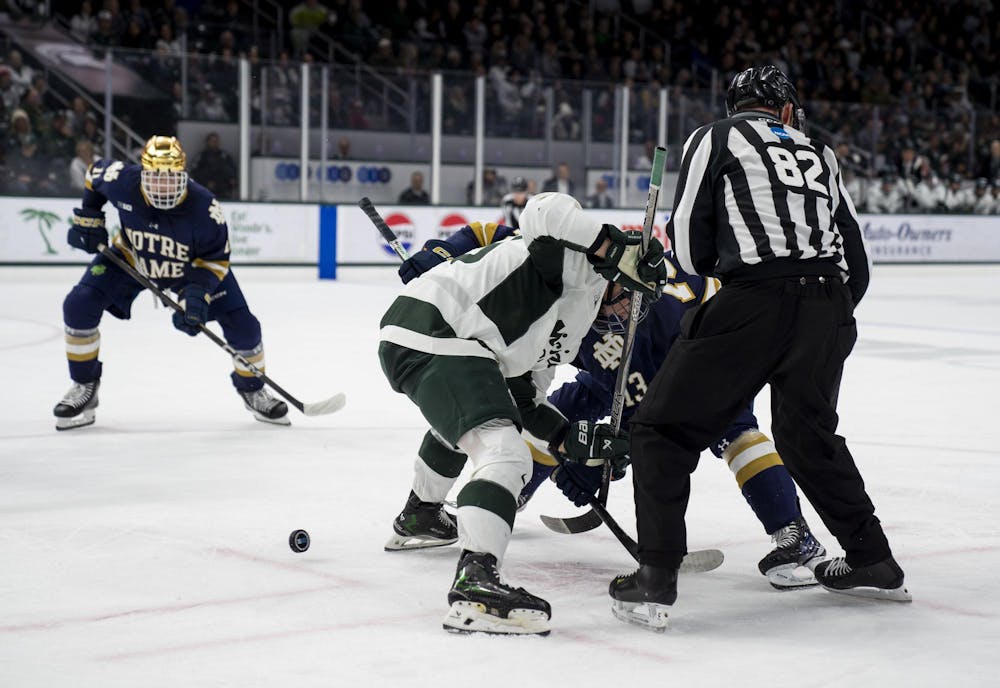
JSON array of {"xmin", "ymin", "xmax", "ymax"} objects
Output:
[{"xmin": 382, "ymin": 212, "xmax": 415, "ymax": 257}]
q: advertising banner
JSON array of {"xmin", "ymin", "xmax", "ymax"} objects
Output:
[
  {"xmin": 860, "ymin": 215, "xmax": 1000, "ymax": 262},
  {"xmin": 0, "ymin": 197, "xmax": 320, "ymax": 265},
  {"xmin": 335, "ymin": 203, "xmax": 674, "ymax": 265}
]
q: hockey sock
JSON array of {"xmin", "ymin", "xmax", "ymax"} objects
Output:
[
  {"xmin": 230, "ymin": 342, "xmax": 266, "ymax": 391},
  {"xmin": 723, "ymin": 430, "xmax": 800, "ymax": 534},
  {"xmin": 413, "ymin": 430, "xmax": 467, "ymax": 503},
  {"xmin": 65, "ymin": 326, "xmax": 101, "ymax": 382}
]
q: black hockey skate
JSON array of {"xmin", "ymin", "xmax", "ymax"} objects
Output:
[
  {"xmin": 758, "ymin": 516, "xmax": 827, "ymax": 590},
  {"xmin": 384, "ymin": 491, "xmax": 458, "ymax": 551},
  {"xmin": 53, "ymin": 380, "xmax": 100, "ymax": 431},
  {"xmin": 238, "ymin": 387, "xmax": 290, "ymax": 425},
  {"xmin": 443, "ymin": 550, "xmax": 551, "ymax": 636},
  {"xmin": 609, "ymin": 564, "xmax": 678, "ymax": 632},
  {"xmin": 814, "ymin": 556, "xmax": 912, "ymax": 602}
]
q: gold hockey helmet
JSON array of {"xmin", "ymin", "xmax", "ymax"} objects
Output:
[{"xmin": 140, "ymin": 135, "xmax": 189, "ymax": 209}]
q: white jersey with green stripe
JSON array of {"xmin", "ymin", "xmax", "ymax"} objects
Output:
[{"xmin": 379, "ymin": 192, "xmax": 609, "ymax": 379}]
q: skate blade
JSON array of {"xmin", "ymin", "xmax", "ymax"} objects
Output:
[
  {"xmin": 821, "ymin": 583, "xmax": 912, "ymax": 603},
  {"xmin": 442, "ymin": 601, "xmax": 550, "ymax": 636},
  {"xmin": 766, "ymin": 564, "xmax": 819, "ymax": 590},
  {"xmin": 384, "ymin": 533, "xmax": 457, "ymax": 551},
  {"xmin": 55, "ymin": 409, "xmax": 96, "ymax": 431},
  {"xmin": 610, "ymin": 600, "xmax": 669, "ymax": 632},
  {"xmin": 249, "ymin": 411, "xmax": 291, "ymax": 426}
]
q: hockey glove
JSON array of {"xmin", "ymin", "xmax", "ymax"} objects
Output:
[
  {"xmin": 588, "ymin": 225, "xmax": 667, "ymax": 300},
  {"xmin": 67, "ymin": 207, "xmax": 108, "ymax": 254},
  {"xmin": 552, "ymin": 457, "xmax": 630, "ymax": 508},
  {"xmin": 398, "ymin": 239, "xmax": 453, "ymax": 283},
  {"xmin": 172, "ymin": 284, "xmax": 210, "ymax": 336},
  {"xmin": 549, "ymin": 420, "xmax": 630, "ymax": 467},
  {"xmin": 553, "ymin": 462, "xmax": 602, "ymax": 507}
]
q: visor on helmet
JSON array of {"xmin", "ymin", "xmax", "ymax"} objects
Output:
[{"xmin": 592, "ymin": 283, "xmax": 650, "ymax": 335}]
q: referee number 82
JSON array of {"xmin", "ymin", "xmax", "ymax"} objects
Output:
[{"xmin": 766, "ymin": 147, "xmax": 828, "ymax": 195}]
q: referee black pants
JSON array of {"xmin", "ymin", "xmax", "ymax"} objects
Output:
[{"xmin": 630, "ymin": 276, "xmax": 893, "ymax": 570}]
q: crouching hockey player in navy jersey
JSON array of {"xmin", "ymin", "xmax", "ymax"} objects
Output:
[
  {"xmin": 53, "ymin": 135, "xmax": 289, "ymax": 429},
  {"xmin": 389, "ymin": 217, "xmax": 826, "ymax": 590}
]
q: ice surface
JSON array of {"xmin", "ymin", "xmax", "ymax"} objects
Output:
[{"xmin": 2, "ymin": 264, "xmax": 999, "ymax": 687}]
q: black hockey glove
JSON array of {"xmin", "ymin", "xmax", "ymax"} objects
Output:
[
  {"xmin": 588, "ymin": 225, "xmax": 667, "ymax": 300},
  {"xmin": 398, "ymin": 239, "xmax": 453, "ymax": 284},
  {"xmin": 549, "ymin": 420, "xmax": 630, "ymax": 467},
  {"xmin": 172, "ymin": 284, "xmax": 210, "ymax": 336},
  {"xmin": 67, "ymin": 207, "xmax": 107, "ymax": 254},
  {"xmin": 552, "ymin": 459, "xmax": 630, "ymax": 507}
]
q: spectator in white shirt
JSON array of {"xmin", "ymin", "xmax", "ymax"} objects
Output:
[
  {"xmin": 867, "ymin": 173, "xmax": 905, "ymax": 214},
  {"xmin": 913, "ymin": 173, "xmax": 947, "ymax": 213},
  {"xmin": 972, "ymin": 178, "xmax": 994, "ymax": 215},
  {"xmin": 943, "ymin": 175, "xmax": 973, "ymax": 213},
  {"xmin": 68, "ymin": 139, "xmax": 97, "ymax": 192}
]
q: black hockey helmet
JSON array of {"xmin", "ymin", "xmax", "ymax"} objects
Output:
[
  {"xmin": 726, "ymin": 65, "xmax": 806, "ymax": 131},
  {"xmin": 511, "ymin": 176, "xmax": 528, "ymax": 192}
]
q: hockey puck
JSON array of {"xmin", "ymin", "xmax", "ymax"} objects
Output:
[{"xmin": 289, "ymin": 529, "xmax": 310, "ymax": 553}]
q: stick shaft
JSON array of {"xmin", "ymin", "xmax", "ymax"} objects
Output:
[
  {"xmin": 96, "ymin": 243, "xmax": 308, "ymax": 414},
  {"xmin": 359, "ymin": 197, "xmax": 410, "ymax": 260}
]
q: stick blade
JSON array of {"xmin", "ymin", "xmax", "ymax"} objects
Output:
[
  {"xmin": 678, "ymin": 548, "xmax": 724, "ymax": 574},
  {"xmin": 539, "ymin": 508, "xmax": 603, "ymax": 534},
  {"xmin": 303, "ymin": 392, "xmax": 346, "ymax": 416}
]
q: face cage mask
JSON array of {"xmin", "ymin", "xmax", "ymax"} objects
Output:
[
  {"xmin": 591, "ymin": 285, "xmax": 651, "ymax": 335},
  {"xmin": 141, "ymin": 169, "xmax": 188, "ymax": 209}
]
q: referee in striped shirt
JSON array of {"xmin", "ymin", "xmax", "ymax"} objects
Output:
[{"xmin": 610, "ymin": 66, "xmax": 909, "ymax": 624}]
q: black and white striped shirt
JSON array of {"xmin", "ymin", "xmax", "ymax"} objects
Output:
[
  {"xmin": 668, "ymin": 111, "xmax": 872, "ymax": 303},
  {"xmin": 501, "ymin": 192, "xmax": 532, "ymax": 229}
]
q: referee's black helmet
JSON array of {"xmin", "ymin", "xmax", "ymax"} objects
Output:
[{"xmin": 726, "ymin": 65, "xmax": 806, "ymax": 132}]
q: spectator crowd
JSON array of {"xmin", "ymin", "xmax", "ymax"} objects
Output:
[{"xmin": 0, "ymin": 0, "xmax": 998, "ymax": 210}]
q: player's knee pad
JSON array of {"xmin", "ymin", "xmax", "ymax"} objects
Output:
[
  {"xmin": 63, "ymin": 284, "xmax": 107, "ymax": 330},
  {"xmin": 722, "ymin": 429, "xmax": 782, "ymax": 488},
  {"xmin": 216, "ymin": 307, "xmax": 261, "ymax": 350},
  {"xmin": 456, "ymin": 419, "xmax": 532, "ymax": 496}
]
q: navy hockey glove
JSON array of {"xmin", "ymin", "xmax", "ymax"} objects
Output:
[
  {"xmin": 398, "ymin": 239, "xmax": 453, "ymax": 283},
  {"xmin": 589, "ymin": 225, "xmax": 667, "ymax": 300},
  {"xmin": 549, "ymin": 420, "xmax": 630, "ymax": 467},
  {"xmin": 67, "ymin": 207, "xmax": 108, "ymax": 254},
  {"xmin": 553, "ymin": 462, "xmax": 603, "ymax": 507},
  {"xmin": 172, "ymin": 284, "xmax": 210, "ymax": 336}
]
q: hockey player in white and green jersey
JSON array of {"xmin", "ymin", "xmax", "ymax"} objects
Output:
[{"xmin": 378, "ymin": 192, "xmax": 667, "ymax": 636}]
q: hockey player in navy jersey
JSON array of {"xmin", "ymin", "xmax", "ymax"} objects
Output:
[
  {"xmin": 53, "ymin": 135, "xmax": 289, "ymax": 429},
  {"xmin": 389, "ymin": 220, "xmax": 826, "ymax": 590}
]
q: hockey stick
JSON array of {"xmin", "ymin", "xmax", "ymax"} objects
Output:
[
  {"xmin": 355, "ymin": 196, "xmax": 722, "ymax": 570},
  {"xmin": 96, "ymin": 243, "xmax": 346, "ymax": 416},
  {"xmin": 359, "ymin": 197, "xmax": 411, "ymax": 260},
  {"xmin": 541, "ymin": 453, "xmax": 722, "ymax": 572},
  {"xmin": 540, "ymin": 146, "xmax": 667, "ymax": 535}
]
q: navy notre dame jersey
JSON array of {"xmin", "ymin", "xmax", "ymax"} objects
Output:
[
  {"xmin": 548, "ymin": 254, "xmax": 718, "ymax": 423},
  {"xmin": 84, "ymin": 160, "xmax": 231, "ymax": 293}
]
